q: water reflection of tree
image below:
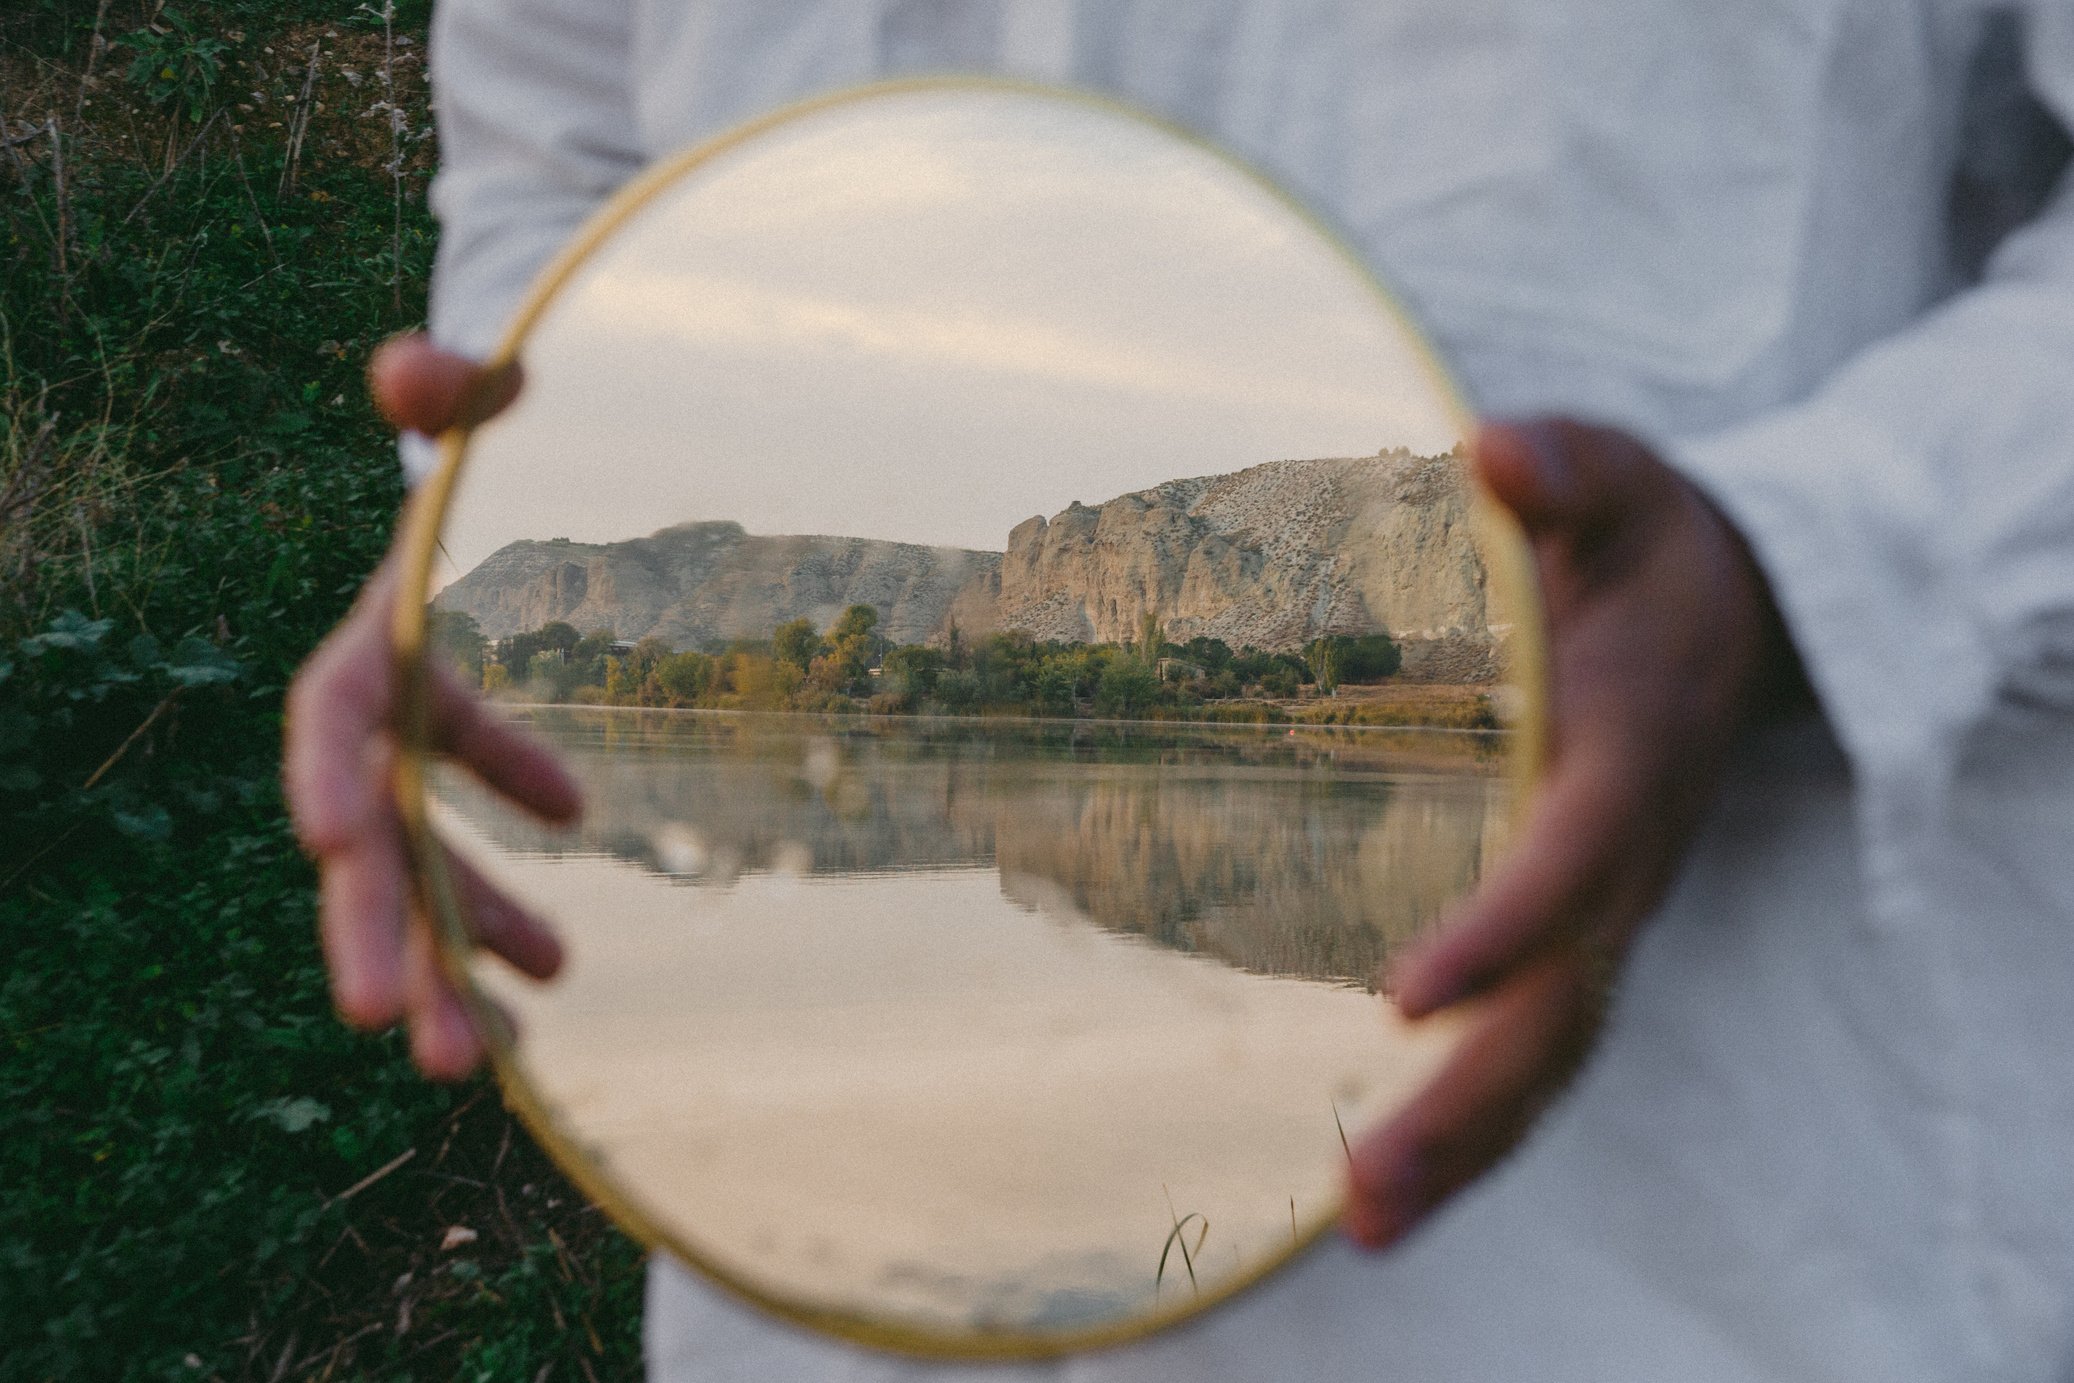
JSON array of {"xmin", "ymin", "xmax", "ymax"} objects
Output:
[{"xmin": 436, "ymin": 713, "xmax": 1507, "ymax": 986}]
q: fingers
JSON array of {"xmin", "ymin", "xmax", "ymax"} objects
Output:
[
  {"xmin": 1345, "ymin": 946, "xmax": 1607, "ymax": 1250},
  {"xmin": 445, "ymin": 846, "xmax": 564, "ymax": 980},
  {"xmin": 1390, "ymin": 750, "xmax": 1635, "ymax": 1017},
  {"xmin": 403, "ymin": 907, "xmax": 484, "ymax": 1080},
  {"xmin": 367, "ymin": 333, "xmax": 523, "ymax": 437},
  {"xmin": 1472, "ymin": 419, "xmax": 1662, "ymax": 541},
  {"xmin": 283, "ymin": 576, "xmax": 400, "ymax": 858},
  {"xmin": 286, "ymin": 555, "xmax": 575, "ymax": 1081},
  {"xmin": 287, "ymin": 581, "xmax": 412, "ymax": 1030},
  {"xmin": 426, "ymin": 664, "xmax": 582, "ymax": 824},
  {"xmin": 399, "ymin": 847, "xmax": 557, "ymax": 1081},
  {"xmin": 398, "ymin": 845, "xmax": 557, "ymax": 1081},
  {"xmin": 316, "ymin": 810, "xmax": 410, "ymax": 1028}
]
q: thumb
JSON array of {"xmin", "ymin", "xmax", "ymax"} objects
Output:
[
  {"xmin": 1472, "ymin": 418, "xmax": 1655, "ymax": 539},
  {"xmin": 368, "ymin": 334, "xmax": 523, "ymax": 437}
]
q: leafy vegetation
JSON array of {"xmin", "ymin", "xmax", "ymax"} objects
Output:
[
  {"xmin": 447, "ymin": 604, "xmax": 1503, "ymax": 730},
  {"xmin": 454, "ymin": 604, "xmax": 1394, "ymax": 721},
  {"xmin": 1, "ymin": 4, "xmax": 640, "ymax": 1378}
]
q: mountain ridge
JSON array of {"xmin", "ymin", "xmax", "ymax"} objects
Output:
[{"xmin": 433, "ymin": 447, "xmax": 1500, "ymax": 680}]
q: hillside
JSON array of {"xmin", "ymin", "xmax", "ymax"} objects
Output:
[
  {"xmin": 435, "ymin": 521, "xmax": 1000, "ymax": 648},
  {"xmin": 966, "ymin": 447, "xmax": 1496, "ymax": 679},
  {"xmin": 436, "ymin": 447, "xmax": 1499, "ymax": 678}
]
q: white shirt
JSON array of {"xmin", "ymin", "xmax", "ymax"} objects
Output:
[{"xmin": 417, "ymin": 3, "xmax": 2074, "ymax": 1378}]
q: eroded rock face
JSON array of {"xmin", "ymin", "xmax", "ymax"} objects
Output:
[
  {"xmin": 434, "ymin": 520, "xmax": 1000, "ymax": 648},
  {"xmin": 436, "ymin": 448, "xmax": 1501, "ymax": 676},
  {"xmin": 957, "ymin": 448, "xmax": 1496, "ymax": 678}
]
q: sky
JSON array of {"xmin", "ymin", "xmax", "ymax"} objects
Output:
[{"xmin": 436, "ymin": 86, "xmax": 1464, "ymax": 585}]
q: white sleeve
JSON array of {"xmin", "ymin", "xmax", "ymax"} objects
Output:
[
  {"xmin": 1663, "ymin": 7, "xmax": 2074, "ymax": 814},
  {"xmin": 400, "ymin": 0, "xmax": 644, "ymax": 481}
]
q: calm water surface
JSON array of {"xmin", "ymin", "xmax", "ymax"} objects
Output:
[{"xmin": 433, "ymin": 709, "xmax": 1511, "ymax": 1338}]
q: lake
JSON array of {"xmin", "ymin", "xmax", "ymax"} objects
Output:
[{"xmin": 431, "ymin": 708, "xmax": 1512, "ymax": 1341}]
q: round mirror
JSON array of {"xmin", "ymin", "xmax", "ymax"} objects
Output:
[{"xmin": 393, "ymin": 79, "xmax": 1541, "ymax": 1358}]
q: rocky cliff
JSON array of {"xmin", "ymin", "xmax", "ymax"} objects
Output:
[
  {"xmin": 434, "ymin": 521, "xmax": 1000, "ymax": 649},
  {"xmin": 436, "ymin": 448, "xmax": 1499, "ymax": 678},
  {"xmin": 966, "ymin": 448, "xmax": 1497, "ymax": 680}
]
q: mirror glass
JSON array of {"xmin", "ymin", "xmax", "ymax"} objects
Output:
[{"xmin": 403, "ymin": 82, "xmax": 1536, "ymax": 1355}]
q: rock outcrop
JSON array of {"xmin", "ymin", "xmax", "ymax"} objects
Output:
[
  {"xmin": 434, "ymin": 521, "xmax": 999, "ymax": 649},
  {"xmin": 436, "ymin": 448, "xmax": 1501, "ymax": 678},
  {"xmin": 966, "ymin": 448, "xmax": 1497, "ymax": 680}
]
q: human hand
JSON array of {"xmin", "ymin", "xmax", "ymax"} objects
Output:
[
  {"xmin": 283, "ymin": 334, "xmax": 575, "ymax": 1079},
  {"xmin": 1343, "ymin": 418, "xmax": 1810, "ymax": 1249}
]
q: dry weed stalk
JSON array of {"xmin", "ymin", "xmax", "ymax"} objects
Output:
[
  {"xmin": 279, "ymin": 38, "xmax": 322, "ymax": 198},
  {"xmin": 376, "ymin": 1, "xmax": 405, "ymax": 309},
  {"xmin": 74, "ymin": 0, "xmax": 113, "ymax": 121},
  {"xmin": 48, "ymin": 113, "xmax": 69, "ymax": 281}
]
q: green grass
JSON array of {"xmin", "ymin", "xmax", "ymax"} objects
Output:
[{"xmin": 1, "ymin": 4, "xmax": 643, "ymax": 1377}]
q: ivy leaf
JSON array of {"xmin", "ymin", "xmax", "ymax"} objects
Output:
[
  {"xmin": 164, "ymin": 636, "xmax": 240, "ymax": 688},
  {"xmin": 21, "ymin": 610, "xmax": 114, "ymax": 656},
  {"xmin": 111, "ymin": 803, "xmax": 173, "ymax": 839},
  {"xmin": 248, "ymin": 1097, "xmax": 333, "ymax": 1134}
]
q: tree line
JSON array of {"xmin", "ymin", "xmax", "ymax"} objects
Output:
[{"xmin": 426, "ymin": 605, "xmax": 1403, "ymax": 719}]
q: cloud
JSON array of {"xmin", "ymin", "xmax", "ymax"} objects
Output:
[{"xmin": 438, "ymin": 86, "xmax": 1463, "ymax": 577}]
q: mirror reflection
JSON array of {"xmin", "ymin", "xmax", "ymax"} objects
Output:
[{"xmin": 410, "ymin": 83, "xmax": 1527, "ymax": 1350}]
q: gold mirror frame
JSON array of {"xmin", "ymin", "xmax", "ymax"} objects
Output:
[{"xmin": 389, "ymin": 77, "xmax": 1547, "ymax": 1360}]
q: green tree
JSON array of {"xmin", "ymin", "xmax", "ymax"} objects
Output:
[
  {"xmin": 1305, "ymin": 636, "xmax": 1345, "ymax": 691},
  {"xmin": 654, "ymin": 650, "xmax": 714, "ymax": 704},
  {"xmin": 1032, "ymin": 659, "xmax": 1078, "ymax": 714},
  {"xmin": 1135, "ymin": 610, "xmax": 1167, "ymax": 661},
  {"xmin": 816, "ymin": 604, "xmax": 882, "ymax": 694},
  {"xmin": 971, "ymin": 631, "xmax": 1039, "ymax": 703},
  {"xmin": 830, "ymin": 604, "xmax": 880, "ymax": 644},
  {"xmin": 1304, "ymin": 632, "xmax": 1401, "ymax": 689},
  {"xmin": 1094, "ymin": 657, "xmax": 1161, "ymax": 717},
  {"xmin": 569, "ymin": 627, "xmax": 616, "ymax": 688},
  {"xmin": 1179, "ymin": 636, "xmax": 1234, "ymax": 673},
  {"xmin": 426, "ymin": 608, "xmax": 486, "ymax": 683},
  {"xmin": 933, "ymin": 667, "xmax": 982, "ymax": 712},
  {"xmin": 1231, "ymin": 647, "xmax": 1312, "ymax": 693},
  {"xmin": 497, "ymin": 620, "xmax": 581, "ymax": 673},
  {"xmin": 728, "ymin": 652, "xmax": 804, "ymax": 708},
  {"xmin": 1339, "ymin": 632, "xmax": 1402, "ymax": 682},
  {"xmin": 628, "ymin": 635, "xmax": 672, "ymax": 680},
  {"xmin": 525, "ymin": 648, "xmax": 585, "ymax": 702},
  {"xmin": 881, "ymin": 644, "xmax": 945, "ymax": 698},
  {"xmin": 772, "ymin": 617, "xmax": 823, "ymax": 672}
]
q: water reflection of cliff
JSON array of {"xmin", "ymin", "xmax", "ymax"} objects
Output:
[{"xmin": 435, "ymin": 711, "xmax": 1510, "ymax": 987}]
